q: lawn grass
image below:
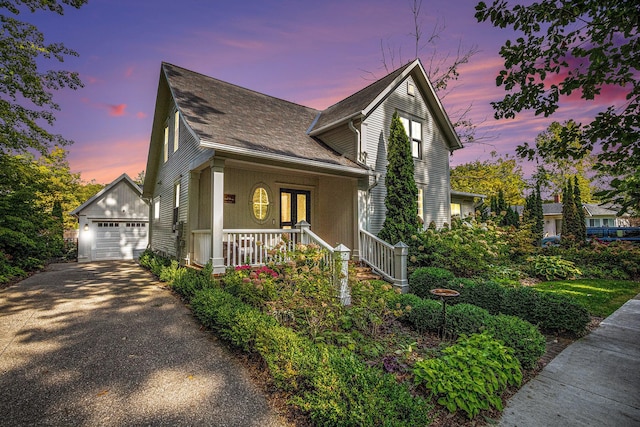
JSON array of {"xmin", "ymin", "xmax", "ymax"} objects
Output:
[{"xmin": 534, "ymin": 279, "xmax": 640, "ymax": 318}]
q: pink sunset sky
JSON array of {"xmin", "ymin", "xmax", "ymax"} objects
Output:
[{"xmin": 27, "ymin": 0, "xmax": 618, "ymax": 184}]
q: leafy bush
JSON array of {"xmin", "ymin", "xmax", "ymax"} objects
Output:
[
  {"xmin": 170, "ymin": 263, "xmax": 215, "ymax": 300},
  {"xmin": 408, "ymin": 219, "xmax": 533, "ymax": 278},
  {"xmin": 0, "ymin": 251, "xmax": 26, "ymax": 284},
  {"xmin": 409, "ymin": 266, "xmax": 455, "ymax": 299},
  {"xmin": 138, "ymin": 249, "xmax": 173, "ymax": 277},
  {"xmin": 159, "ymin": 259, "xmax": 180, "ymax": 282},
  {"xmin": 453, "ymin": 278, "xmax": 505, "ymax": 315},
  {"xmin": 502, "ymin": 286, "xmax": 590, "ymax": 334},
  {"xmin": 446, "ymin": 304, "xmax": 491, "ymax": 337},
  {"xmin": 393, "ymin": 293, "xmax": 544, "ymax": 368},
  {"xmin": 413, "ymin": 332, "xmax": 522, "ymax": 419},
  {"xmin": 485, "ymin": 314, "xmax": 546, "ymax": 369},
  {"xmin": 297, "ymin": 346, "xmax": 432, "ymax": 426},
  {"xmin": 549, "ymin": 241, "xmax": 640, "ymax": 280},
  {"xmin": 390, "ymin": 293, "xmax": 442, "ymax": 333},
  {"xmin": 533, "ymin": 292, "xmax": 591, "ymax": 334},
  {"xmin": 188, "ymin": 285, "xmax": 431, "ymax": 425},
  {"xmin": 528, "ymin": 255, "xmax": 582, "ymax": 280},
  {"xmin": 348, "ymin": 279, "xmax": 399, "ymax": 338}
]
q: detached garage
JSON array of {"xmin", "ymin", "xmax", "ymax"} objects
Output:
[{"xmin": 72, "ymin": 173, "xmax": 149, "ymax": 262}]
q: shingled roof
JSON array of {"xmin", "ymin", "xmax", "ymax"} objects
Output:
[
  {"xmin": 311, "ymin": 62, "xmax": 413, "ymax": 131},
  {"xmin": 163, "ymin": 63, "xmax": 363, "ymax": 170}
]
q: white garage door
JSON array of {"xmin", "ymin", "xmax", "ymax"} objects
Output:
[{"xmin": 93, "ymin": 221, "xmax": 148, "ymax": 261}]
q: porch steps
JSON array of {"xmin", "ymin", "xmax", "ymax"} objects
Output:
[{"xmin": 353, "ymin": 264, "xmax": 382, "ymax": 282}]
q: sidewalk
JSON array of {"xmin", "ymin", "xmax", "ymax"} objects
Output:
[
  {"xmin": 0, "ymin": 261, "xmax": 287, "ymax": 426},
  {"xmin": 499, "ymin": 294, "xmax": 640, "ymax": 427}
]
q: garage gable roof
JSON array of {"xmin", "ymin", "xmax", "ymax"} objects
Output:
[{"xmin": 71, "ymin": 173, "xmax": 142, "ymax": 216}]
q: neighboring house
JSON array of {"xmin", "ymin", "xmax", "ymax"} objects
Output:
[
  {"xmin": 450, "ymin": 190, "xmax": 485, "ymax": 219},
  {"xmin": 142, "ymin": 60, "xmax": 463, "ymax": 278},
  {"xmin": 72, "ymin": 173, "xmax": 149, "ymax": 262},
  {"xmin": 542, "ymin": 203, "xmax": 623, "ymax": 236}
]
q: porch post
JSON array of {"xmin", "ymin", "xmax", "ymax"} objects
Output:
[
  {"xmin": 296, "ymin": 220, "xmax": 311, "ymax": 244},
  {"xmin": 334, "ymin": 244, "xmax": 351, "ymax": 305},
  {"xmin": 393, "ymin": 241, "xmax": 409, "ymax": 293},
  {"xmin": 210, "ymin": 158, "xmax": 225, "ymax": 274},
  {"xmin": 186, "ymin": 170, "xmax": 201, "ymax": 265}
]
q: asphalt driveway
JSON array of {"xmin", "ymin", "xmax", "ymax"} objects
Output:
[{"xmin": 0, "ymin": 261, "xmax": 286, "ymax": 426}]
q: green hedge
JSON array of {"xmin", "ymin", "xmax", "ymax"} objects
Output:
[
  {"xmin": 391, "ymin": 295, "xmax": 545, "ymax": 369},
  {"xmin": 407, "ymin": 266, "xmax": 589, "ymax": 335},
  {"xmin": 191, "ymin": 287, "xmax": 431, "ymax": 426},
  {"xmin": 409, "ymin": 267, "xmax": 455, "ymax": 299}
]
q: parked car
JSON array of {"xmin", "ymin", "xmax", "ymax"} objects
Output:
[
  {"xmin": 540, "ymin": 235, "xmax": 561, "ymax": 247},
  {"xmin": 586, "ymin": 227, "xmax": 640, "ymax": 244}
]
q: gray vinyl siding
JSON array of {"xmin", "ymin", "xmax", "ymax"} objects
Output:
[
  {"xmin": 317, "ymin": 125, "xmax": 358, "ymax": 161},
  {"xmin": 150, "ymin": 102, "xmax": 209, "ymax": 258},
  {"xmin": 80, "ymin": 180, "xmax": 148, "ymax": 220},
  {"xmin": 362, "ymin": 75, "xmax": 451, "ymax": 234}
]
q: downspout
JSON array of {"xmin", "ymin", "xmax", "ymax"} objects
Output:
[{"xmin": 348, "ymin": 119, "xmax": 363, "ymax": 164}]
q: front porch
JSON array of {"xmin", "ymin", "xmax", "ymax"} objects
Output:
[{"xmin": 182, "ymin": 158, "xmax": 408, "ymax": 295}]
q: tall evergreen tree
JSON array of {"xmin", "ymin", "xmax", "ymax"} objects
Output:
[
  {"xmin": 533, "ymin": 186, "xmax": 544, "ymax": 241},
  {"xmin": 562, "ymin": 180, "xmax": 578, "ymax": 241},
  {"xmin": 497, "ymin": 189, "xmax": 507, "ymax": 213},
  {"xmin": 379, "ymin": 112, "xmax": 419, "ymax": 244},
  {"xmin": 574, "ymin": 176, "xmax": 587, "ymax": 242}
]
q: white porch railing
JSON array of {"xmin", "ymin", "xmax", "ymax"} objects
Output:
[
  {"xmin": 190, "ymin": 221, "xmax": 351, "ymax": 304},
  {"xmin": 359, "ymin": 228, "xmax": 408, "ymax": 291},
  {"xmin": 222, "ymin": 228, "xmax": 301, "ymax": 267}
]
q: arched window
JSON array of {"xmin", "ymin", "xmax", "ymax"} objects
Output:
[{"xmin": 251, "ymin": 185, "xmax": 270, "ymax": 221}]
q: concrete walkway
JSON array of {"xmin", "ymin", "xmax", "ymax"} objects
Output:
[
  {"xmin": 0, "ymin": 261, "xmax": 286, "ymax": 427},
  {"xmin": 499, "ymin": 294, "xmax": 640, "ymax": 427}
]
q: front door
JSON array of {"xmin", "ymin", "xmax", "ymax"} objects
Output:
[{"xmin": 280, "ymin": 189, "xmax": 311, "ymax": 229}]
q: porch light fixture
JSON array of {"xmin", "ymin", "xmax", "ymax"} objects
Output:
[{"xmin": 84, "ymin": 224, "xmax": 89, "ymax": 231}]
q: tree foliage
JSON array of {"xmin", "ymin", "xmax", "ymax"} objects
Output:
[
  {"xmin": 475, "ymin": 0, "xmax": 640, "ymax": 214},
  {"xmin": 0, "ymin": 0, "xmax": 86, "ymax": 155},
  {"xmin": 379, "ymin": 112, "xmax": 420, "ymax": 244},
  {"xmin": 450, "ymin": 152, "xmax": 526, "ymax": 206},
  {"xmin": 525, "ymin": 121, "xmax": 599, "ymax": 202},
  {"xmin": 0, "ymin": 149, "xmax": 103, "ymax": 282}
]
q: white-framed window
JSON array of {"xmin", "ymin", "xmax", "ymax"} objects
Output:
[
  {"xmin": 154, "ymin": 198, "xmax": 160, "ymax": 220},
  {"xmin": 163, "ymin": 126, "xmax": 169, "ymax": 163},
  {"xmin": 602, "ymin": 218, "xmax": 612, "ymax": 227},
  {"xmin": 417, "ymin": 188, "xmax": 424, "ymax": 220},
  {"xmin": 451, "ymin": 203, "xmax": 461, "ymax": 217},
  {"xmin": 399, "ymin": 116, "xmax": 422, "ymax": 159},
  {"xmin": 173, "ymin": 111, "xmax": 180, "ymax": 152},
  {"xmin": 173, "ymin": 181, "xmax": 181, "ymax": 231},
  {"xmin": 589, "ymin": 218, "xmax": 600, "ymax": 227}
]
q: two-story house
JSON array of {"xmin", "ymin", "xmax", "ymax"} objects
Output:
[{"xmin": 142, "ymin": 59, "xmax": 463, "ymax": 283}]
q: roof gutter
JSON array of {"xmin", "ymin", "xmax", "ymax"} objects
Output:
[{"xmin": 309, "ymin": 112, "xmax": 363, "ymax": 136}]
